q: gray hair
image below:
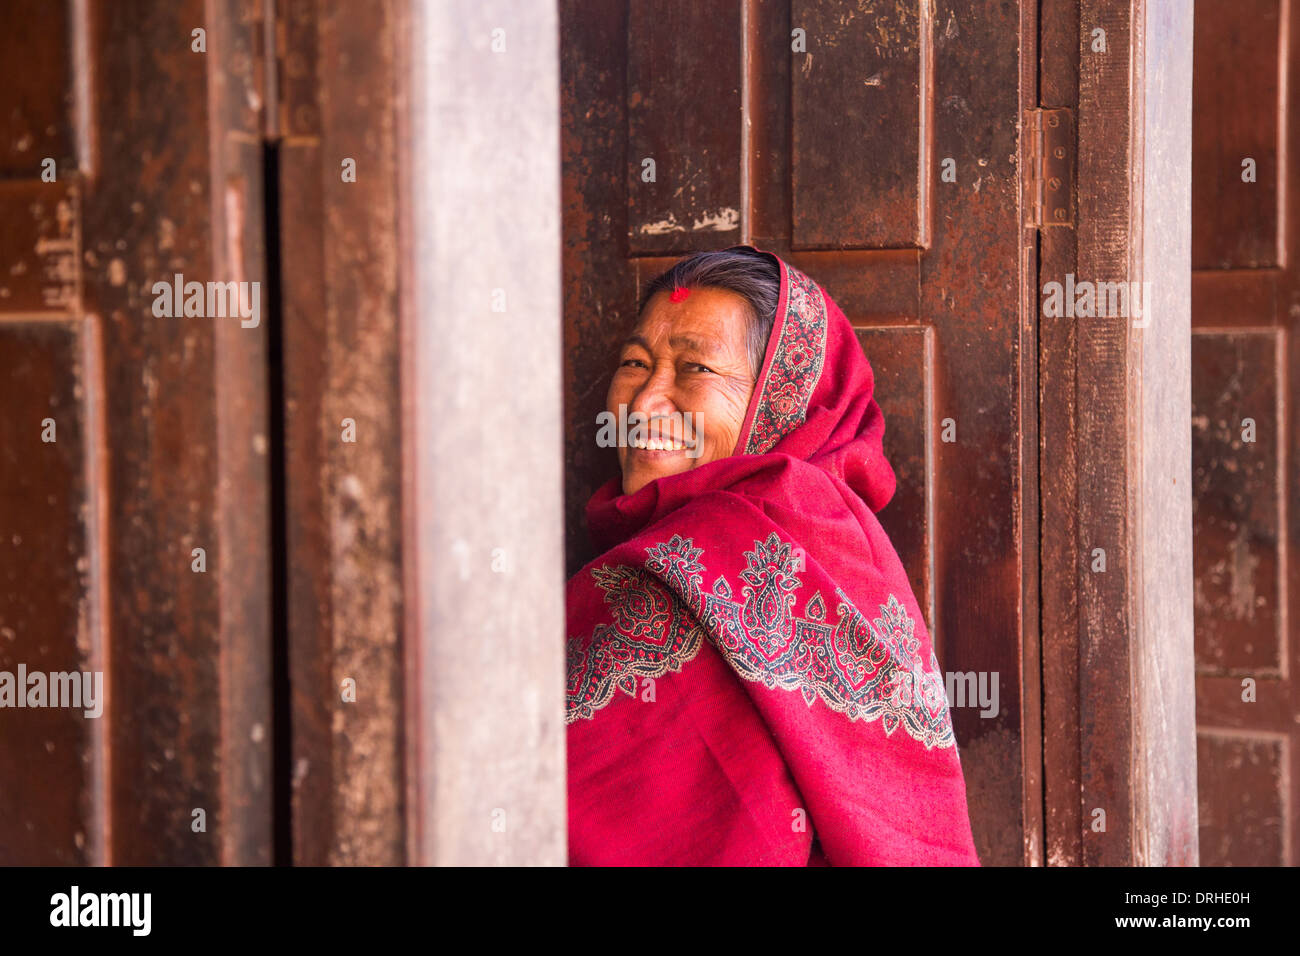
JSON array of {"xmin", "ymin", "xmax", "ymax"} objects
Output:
[{"xmin": 636, "ymin": 247, "xmax": 780, "ymax": 380}]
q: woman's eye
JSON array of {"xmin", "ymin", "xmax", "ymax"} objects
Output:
[
  {"xmin": 690, "ymin": 363, "xmax": 715, "ymax": 374},
  {"xmin": 619, "ymin": 358, "xmax": 647, "ymax": 369}
]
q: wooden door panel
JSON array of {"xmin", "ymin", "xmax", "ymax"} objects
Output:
[
  {"xmin": 1197, "ymin": 732, "xmax": 1287, "ymax": 865},
  {"xmin": 0, "ymin": 0, "xmax": 76, "ymax": 177},
  {"xmin": 856, "ymin": 325, "xmax": 934, "ymax": 636},
  {"xmin": 0, "ymin": 316, "xmax": 104, "ymax": 864},
  {"xmin": 1191, "ymin": 0, "xmax": 1299, "ymax": 866},
  {"xmin": 0, "ymin": 0, "xmax": 273, "ymax": 864},
  {"xmin": 0, "ymin": 8, "xmax": 102, "ymax": 866},
  {"xmin": 276, "ymin": 0, "xmax": 409, "ymax": 866},
  {"xmin": 626, "ymin": 0, "xmax": 744, "ymax": 253},
  {"xmin": 0, "ymin": 0, "xmax": 570, "ymax": 865},
  {"xmin": 1191, "ymin": 330, "xmax": 1284, "ymax": 674},
  {"xmin": 920, "ymin": 0, "xmax": 1036, "ymax": 867},
  {"xmin": 790, "ymin": 0, "xmax": 931, "ymax": 249},
  {"xmin": 1191, "ymin": 0, "xmax": 1284, "ymax": 269}
]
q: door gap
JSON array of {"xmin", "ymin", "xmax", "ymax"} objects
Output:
[{"xmin": 262, "ymin": 139, "xmax": 293, "ymax": 866}]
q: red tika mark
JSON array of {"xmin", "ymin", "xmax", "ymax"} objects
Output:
[{"xmin": 669, "ymin": 286, "xmax": 691, "ymax": 303}]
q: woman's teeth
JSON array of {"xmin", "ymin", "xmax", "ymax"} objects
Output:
[{"xmin": 629, "ymin": 437, "xmax": 689, "ymax": 451}]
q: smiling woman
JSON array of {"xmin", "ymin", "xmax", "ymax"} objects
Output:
[
  {"xmin": 607, "ymin": 249, "xmax": 779, "ymax": 494},
  {"xmin": 565, "ymin": 245, "xmax": 980, "ymax": 866}
]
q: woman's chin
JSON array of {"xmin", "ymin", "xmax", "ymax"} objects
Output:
[{"xmin": 621, "ymin": 460, "xmax": 693, "ymax": 496}]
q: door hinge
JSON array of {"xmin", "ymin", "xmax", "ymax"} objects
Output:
[{"xmin": 1025, "ymin": 108, "xmax": 1074, "ymax": 229}]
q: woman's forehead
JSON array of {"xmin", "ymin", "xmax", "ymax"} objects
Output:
[{"xmin": 633, "ymin": 287, "xmax": 749, "ymax": 351}]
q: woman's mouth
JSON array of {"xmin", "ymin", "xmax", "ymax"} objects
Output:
[{"xmin": 628, "ymin": 436, "xmax": 691, "ymax": 452}]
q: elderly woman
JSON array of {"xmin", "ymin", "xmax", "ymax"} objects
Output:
[{"xmin": 565, "ymin": 245, "xmax": 979, "ymax": 866}]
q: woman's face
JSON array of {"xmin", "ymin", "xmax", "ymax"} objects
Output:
[{"xmin": 607, "ymin": 287, "xmax": 758, "ymax": 495}]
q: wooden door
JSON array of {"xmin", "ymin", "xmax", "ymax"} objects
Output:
[
  {"xmin": 0, "ymin": 0, "xmax": 568, "ymax": 867},
  {"xmin": 561, "ymin": 0, "xmax": 1040, "ymax": 864},
  {"xmin": 0, "ymin": 0, "xmax": 272, "ymax": 864},
  {"xmin": 1191, "ymin": 0, "xmax": 1300, "ymax": 866}
]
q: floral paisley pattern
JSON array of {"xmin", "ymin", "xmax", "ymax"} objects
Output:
[
  {"xmin": 564, "ymin": 556, "xmax": 707, "ymax": 723},
  {"xmin": 743, "ymin": 262, "xmax": 828, "ymax": 455},
  {"xmin": 566, "ymin": 532, "xmax": 955, "ymax": 750}
]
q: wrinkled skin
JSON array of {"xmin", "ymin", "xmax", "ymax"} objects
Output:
[{"xmin": 607, "ymin": 287, "xmax": 757, "ymax": 496}]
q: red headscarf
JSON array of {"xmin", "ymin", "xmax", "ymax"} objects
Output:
[{"xmin": 566, "ymin": 246, "xmax": 979, "ymax": 866}]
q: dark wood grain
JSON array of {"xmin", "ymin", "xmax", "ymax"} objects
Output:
[
  {"xmin": 857, "ymin": 325, "xmax": 934, "ymax": 639},
  {"xmin": 1190, "ymin": 0, "xmax": 1300, "ymax": 868},
  {"xmin": 1192, "ymin": 0, "xmax": 1283, "ymax": 269},
  {"xmin": 0, "ymin": 318, "xmax": 105, "ymax": 864},
  {"xmin": 791, "ymin": 0, "xmax": 930, "ymax": 249},
  {"xmin": 626, "ymin": 0, "xmax": 744, "ymax": 254},
  {"xmin": 278, "ymin": 0, "xmax": 408, "ymax": 866}
]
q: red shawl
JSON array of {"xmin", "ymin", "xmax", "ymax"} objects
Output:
[{"xmin": 565, "ymin": 246, "xmax": 980, "ymax": 866}]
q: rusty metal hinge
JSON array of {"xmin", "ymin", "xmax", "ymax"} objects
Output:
[{"xmin": 1025, "ymin": 108, "xmax": 1074, "ymax": 229}]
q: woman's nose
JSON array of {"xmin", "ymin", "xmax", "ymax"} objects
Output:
[{"xmin": 628, "ymin": 367, "xmax": 678, "ymax": 418}]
